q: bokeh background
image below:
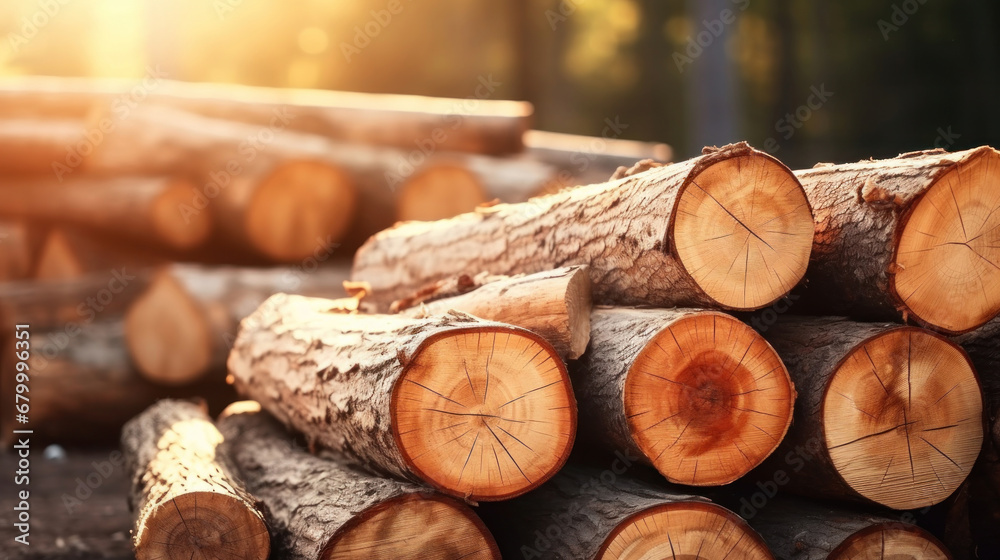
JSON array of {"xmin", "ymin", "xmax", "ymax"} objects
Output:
[{"xmin": 1, "ymin": 0, "xmax": 997, "ymax": 167}]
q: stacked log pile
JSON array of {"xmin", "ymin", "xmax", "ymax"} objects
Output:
[{"xmin": 3, "ymin": 75, "xmax": 999, "ymax": 559}]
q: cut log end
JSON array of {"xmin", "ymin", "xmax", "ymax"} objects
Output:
[
  {"xmin": 565, "ymin": 267, "xmax": 593, "ymax": 359},
  {"xmin": 397, "ymin": 164, "xmax": 487, "ymax": 222},
  {"xmin": 672, "ymin": 152, "xmax": 813, "ymax": 310},
  {"xmin": 245, "ymin": 160, "xmax": 356, "ymax": 262},
  {"xmin": 624, "ymin": 312, "xmax": 794, "ymax": 485},
  {"xmin": 392, "ymin": 328, "xmax": 576, "ymax": 501},
  {"xmin": 136, "ymin": 491, "xmax": 269, "ymax": 560},
  {"xmin": 824, "ymin": 328, "xmax": 983, "ymax": 510},
  {"xmin": 829, "ymin": 522, "xmax": 952, "ymax": 560},
  {"xmin": 152, "ymin": 178, "xmax": 213, "ymax": 250},
  {"xmin": 125, "ymin": 271, "xmax": 214, "ymax": 386},
  {"xmin": 893, "ymin": 147, "xmax": 1000, "ymax": 333},
  {"xmin": 596, "ymin": 502, "xmax": 771, "ymax": 560},
  {"xmin": 34, "ymin": 230, "xmax": 85, "ymax": 281},
  {"xmin": 321, "ymin": 493, "xmax": 500, "ymax": 560}
]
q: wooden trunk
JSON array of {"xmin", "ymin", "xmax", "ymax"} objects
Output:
[
  {"xmin": 0, "ymin": 176, "xmax": 211, "ymax": 251},
  {"xmin": 795, "ymin": 146, "xmax": 1000, "ymax": 334},
  {"xmin": 572, "ymin": 307, "xmax": 795, "ymax": 486},
  {"xmin": 477, "ymin": 464, "xmax": 771, "ymax": 560},
  {"xmin": 393, "ymin": 266, "xmax": 592, "ymax": 360},
  {"xmin": 745, "ymin": 496, "xmax": 951, "ymax": 560},
  {"xmin": 352, "ymin": 142, "xmax": 814, "ymax": 312},
  {"xmin": 121, "ymin": 400, "xmax": 269, "ymax": 560},
  {"xmin": 227, "ymin": 294, "xmax": 577, "ymax": 501},
  {"xmin": 124, "ymin": 263, "xmax": 351, "ymax": 385},
  {"xmin": 0, "ymin": 321, "xmax": 235, "ymax": 446},
  {"xmin": 0, "ymin": 76, "xmax": 533, "ymax": 154},
  {"xmin": 954, "ymin": 317, "xmax": 1000, "ymax": 421},
  {"xmin": 761, "ymin": 316, "xmax": 983, "ymax": 510},
  {"xmin": 217, "ymin": 401, "xmax": 501, "ymax": 560},
  {"xmin": 0, "ymin": 220, "xmax": 41, "ymax": 282}
]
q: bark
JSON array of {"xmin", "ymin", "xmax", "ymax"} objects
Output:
[
  {"xmin": 0, "ymin": 75, "xmax": 532, "ymax": 155},
  {"xmin": 954, "ymin": 317, "xmax": 1000, "ymax": 422},
  {"xmin": 227, "ymin": 294, "xmax": 576, "ymax": 501},
  {"xmin": 124, "ymin": 263, "xmax": 351, "ymax": 385},
  {"xmin": 394, "ymin": 266, "xmax": 592, "ymax": 359},
  {"xmin": 760, "ymin": 317, "xmax": 983, "ymax": 510},
  {"xmin": 216, "ymin": 402, "xmax": 500, "ymax": 560},
  {"xmin": 477, "ymin": 464, "xmax": 770, "ymax": 560},
  {"xmin": 0, "ymin": 321, "xmax": 235, "ymax": 447},
  {"xmin": 744, "ymin": 496, "xmax": 950, "ymax": 560},
  {"xmin": 795, "ymin": 146, "xmax": 1000, "ymax": 334},
  {"xmin": 572, "ymin": 307, "xmax": 794, "ymax": 486},
  {"xmin": 353, "ymin": 141, "xmax": 813, "ymax": 312},
  {"xmin": 0, "ymin": 176, "xmax": 211, "ymax": 251}
]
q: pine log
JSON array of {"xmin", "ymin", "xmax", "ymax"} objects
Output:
[
  {"xmin": 0, "ymin": 321, "xmax": 235, "ymax": 446},
  {"xmin": 0, "ymin": 176, "xmax": 211, "ymax": 251},
  {"xmin": 478, "ymin": 464, "xmax": 771, "ymax": 560},
  {"xmin": 795, "ymin": 146, "xmax": 1000, "ymax": 334},
  {"xmin": 217, "ymin": 401, "xmax": 501, "ymax": 560},
  {"xmin": 744, "ymin": 496, "xmax": 951, "ymax": 560},
  {"xmin": 572, "ymin": 307, "xmax": 795, "ymax": 486},
  {"xmin": 0, "ymin": 220, "xmax": 39, "ymax": 281},
  {"xmin": 761, "ymin": 317, "xmax": 983, "ymax": 510},
  {"xmin": 524, "ymin": 129, "xmax": 672, "ymax": 193},
  {"xmin": 121, "ymin": 400, "xmax": 269, "ymax": 560},
  {"xmin": 954, "ymin": 317, "xmax": 1000, "ymax": 421},
  {"xmin": 393, "ymin": 266, "xmax": 592, "ymax": 360},
  {"xmin": 33, "ymin": 229, "xmax": 86, "ymax": 280},
  {"xmin": 0, "ymin": 76, "xmax": 532, "ymax": 155},
  {"xmin": 125, "ymin": 263, "xmax": 351, "ymax": 385},
  {"xmin": 352, "ymin": 141, "xmax": 815, "ymax": 312},
  {"xmin": 227, "ymin": 294, "xmax": 577, "ymax": 501}
]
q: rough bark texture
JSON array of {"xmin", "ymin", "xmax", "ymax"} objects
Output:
[
  {"xmin": 744, "ymin": 496, "xmax": 947, "ymax": 560},
  {"xmin": 226, "ymin": 294, "xmax": 573, "ymax": 500},
  {"xmin": 795, "ymin": 146, "xmax": 1000, "ymax": 334},
  {"xmin": 760, "ymin": 317, "xmax": 982, "ymax": 509},
  {"xmin": 121, "ymin": 400, "xmax": 269, "ymax": 560},
  {"xmin": 954, "ymin": 317, "xmax": 1000, "ymax": 422},
  {"xmin": 478, "ymin": 464, "xmax": 769, "ymax": 560},
  {"xmin": 0, "ymin": 76, "xmax": 532, "ymax": 154},
  {"xmin": 124, "ymin": 263, "xmax": 351, "ymax": 385},
  {"xmin": 353, "ymin": 141, "xmax": 809, "ymax": 311},
  {"xmin": 395, "ymin": 266, "xmax": 592, "ymax": 359},
  {"xmin": 0, "ymin": 321, "xmax": 235, "ymax": 447},
  {"xmin": 0, "ymin": 175, "xmax": 211, "ymax": 251},
  {"xmin": 216, "ymin": 403, "xmax": 500, "ymax": 560}
]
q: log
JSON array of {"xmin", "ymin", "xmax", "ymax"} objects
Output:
[
  {"xmin": 478, "ymin": 464, "xmax": 771, "ymax": 560},
  {"xmin": 121, "ymin": 400, "xmax": 269, "ymax": 560},
  {"xmin": 393, "ymin": 266, "xmax": 592, "ymax": 360},
  {"xmin": 954, "ymin": 317, "xmax": 1000, "ymax": 420},
  {"xmin": 217, "ymin": 401, "xmax": 501, "ymax": 560},
  {"xmin": 352, "ymin": 141, "xmax": 815, "ymax": 312},
  {"xmin": 795, "ymin": 146, "xmax": 1000, "ymax": 334},
  {"xmin": 0, "ymin": 220, "xmax": 39, "ymax": 281},
  {"xmin": 572, "ymin": 307, "xmax": 795, "ymax": 486},
  {"xmin": 0, "ymin": 320, "xmax": 235, "ymax": 446},
  {"xmin": 744, "ymin": 496, "xmax": 951, "ymax": 560},
  {"xmin": 124, "ymin": 263, "xmax": 351, "ymax": 385},
  {"xmin": 0, "ymin": 270, "xmax": 150, "ymax": 331},
  {"xmin": 761, "ymin": 317, "xmax": 983, "ymax": 510},
  {"xmin": 0, "ymin": 176, "xmax": 211, "ymax": 251},
  {"xmin": 33, "ymin": 229, "xmax": 86, "ymax": 280},
  {"xmin": 227, "ymin": 294, "xmax": 577, "ymax": 501},
  {"xmin": 0, "ymin": 76, "xmax": 533, "ymax": 155}
]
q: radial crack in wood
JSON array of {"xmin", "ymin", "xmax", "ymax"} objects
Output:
[{"xmin": 226, "ymin": 294, "xmax": 576, "ymax": 501}]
